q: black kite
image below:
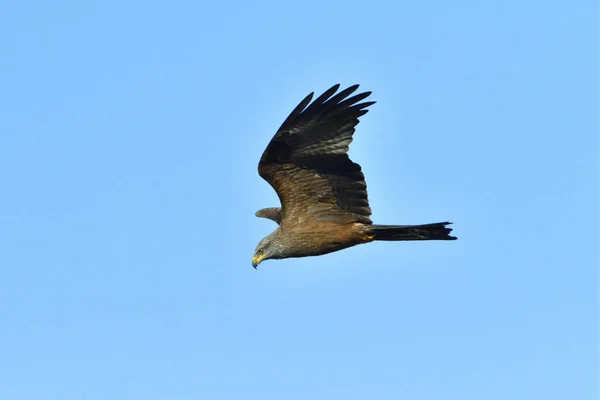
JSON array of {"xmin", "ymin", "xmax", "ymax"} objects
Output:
[{"xmin": 252, "ymin": 84, "xmax": 456, "ymax": 268}]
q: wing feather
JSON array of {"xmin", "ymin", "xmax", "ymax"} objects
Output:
[{"xmin": 258, "ymin": 84, "xmax": 375, "ymax": 225}]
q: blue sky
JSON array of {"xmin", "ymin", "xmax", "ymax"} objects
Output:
[{"xmin": 0, "ymin": 0, "xmax": 597, "ymax": 399}]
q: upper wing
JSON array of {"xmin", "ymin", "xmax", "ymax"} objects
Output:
[{"xmin": 258, "ymin": 84, "xmax": 375, "ymax": 225}]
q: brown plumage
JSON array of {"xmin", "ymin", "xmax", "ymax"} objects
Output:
[{"xmin": 252, "ymin": 84, "xmax": 456, "ymax": 268}]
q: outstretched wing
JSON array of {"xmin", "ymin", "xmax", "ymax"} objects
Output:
[{"xmin": 258, "ymin": 84, "xmax": 375, "ymax": 225}]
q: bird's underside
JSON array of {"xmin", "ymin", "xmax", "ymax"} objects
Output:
[{"xmin": 252, "ymin": 84, "xmax": 456, "ymax": 268}]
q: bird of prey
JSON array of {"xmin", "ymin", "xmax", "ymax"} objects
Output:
[{"xmin": 252, "ymin": 84, "xmax": 456, "ymax": 268}]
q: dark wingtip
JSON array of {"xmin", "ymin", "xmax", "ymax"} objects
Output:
[
  {"xmin": 328, "ymin": 83, "xmax": 341, "ymax": 92},
  {"xmin": 303, "ymin": 92, "xmax": 315, "ymax": 105}
]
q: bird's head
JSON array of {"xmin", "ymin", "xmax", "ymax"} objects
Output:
[{"xmin": 252, "ymin": 234, "xmax": 281, "ymax": 269}]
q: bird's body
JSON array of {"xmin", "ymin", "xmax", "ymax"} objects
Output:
[
  {"xmin": 276, "ymin": 220, "xmax": 367, "ymax": 258},
  {"xmin": 252, "ymin": 84, "xmax": 456, "ymax": 268}
]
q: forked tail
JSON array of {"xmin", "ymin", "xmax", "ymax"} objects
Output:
[{"xmin": 369, "ymin": 222, "xmax": 457, "ymax": 241}]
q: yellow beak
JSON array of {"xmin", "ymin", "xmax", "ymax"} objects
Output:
[{"xmin": 252, "ymin": 254, "xmax": 265, "ymax": 269}]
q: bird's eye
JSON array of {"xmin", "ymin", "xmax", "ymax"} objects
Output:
[{"xmin": 258, "ymin": 248, "xmax": 264, "ymax": 254}]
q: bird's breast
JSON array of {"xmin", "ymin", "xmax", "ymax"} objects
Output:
[{"xmin": 278, "ymin": 221, "xmax": 365, "ymax": 258}]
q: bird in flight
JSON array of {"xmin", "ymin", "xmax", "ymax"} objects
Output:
[{"xmin": 252, "ymin": 84, "xmax": 456, "ymax": 268}]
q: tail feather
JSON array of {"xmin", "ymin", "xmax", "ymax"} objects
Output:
[{"xmin": 370, "ymin": 222, "xmax": 457, "ymax": 241}]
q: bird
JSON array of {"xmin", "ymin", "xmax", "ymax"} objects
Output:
[{"xmin": 252, "ymin": 84, "xmax": 456, "ymax": 268}]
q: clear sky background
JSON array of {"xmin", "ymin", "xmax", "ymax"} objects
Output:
[{"xmin": 0, "ymin": 1, "xmax": 597, "ymax": 399}]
